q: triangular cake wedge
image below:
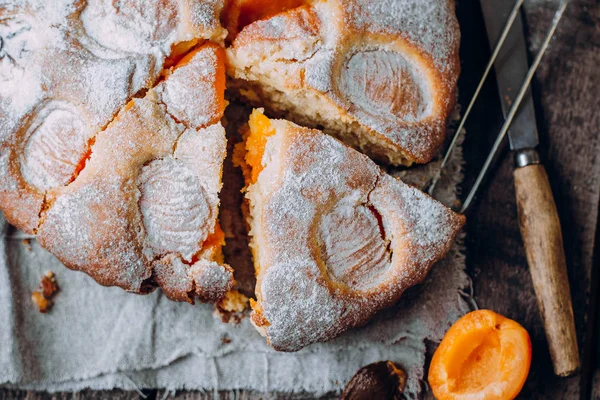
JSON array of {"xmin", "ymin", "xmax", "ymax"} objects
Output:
[
  {"xmin": 36, "ymin": 44, "xmax": 234, "ymax": 303},
  {"xmin": 225, "ymin": 0, "xmax": 460, "ymax": 166},
  {"xmin": 238, "ymin": 110, "xmax": 465, "ymax": 351}
]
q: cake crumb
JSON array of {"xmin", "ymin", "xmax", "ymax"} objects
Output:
[
  {"xmin": 214, "ymin": 289, "xmax": 250, "ymax": 324},
  {"xmin": 217, "ymin": 289, "xmax": 249, "ymax": 313},
  {"xmin": 22, "ymin": 239, "xmax": 32, "ymax": 251},
  {"xmin": 31, "ymin": 291, "xmax": 52, "ymax": 313},
  {"xmin": 32, "ymin": 271, "xmax": 59, "ymax": 313},
  {"xmin": 221, "ymin": 334, "xmax": 232, "ymax": 344}
]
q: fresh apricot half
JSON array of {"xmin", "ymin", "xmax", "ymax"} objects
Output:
[{"xmin": 428, "ymin": 310, "xmax": 531, "ymax": 400}]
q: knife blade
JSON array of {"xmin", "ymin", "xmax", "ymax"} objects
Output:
[
  {"xmin": 479, "ymin": 0, "xmax": 580, "ymax": 377},
  {"xmin": 480, "ymin": 0, "xmax": 539, "ymax": 151}
]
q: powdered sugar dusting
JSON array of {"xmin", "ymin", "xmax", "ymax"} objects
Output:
[
  {"xmin": 178, "ymin": 0, "xmax": 226, "ymax": 42},
  {"xmin": 157, "ymin": 44, "xmax": 224, "ymax": 129},
  {"xmin": 247, "ymin": 118, "xmax": 464, "ymax": 351},
  {"xmin": 80, "ymin": 1, "xmax": 180, "ymax": 54},
  {"xmin": 189, "ymin": 259, "xmax": 234, "ymax": 302},
  {"xmin": 318, "ymin": 197, "xmax": 392, "ymax": 291},
  {"xmin": 339, "ymin": 49, "xmax": 431, "ymax": 123},
  {"xmin": 346, "ymin": 0, "xmax": 459, "ymax": 71},
  {"xmin": 174, "ymin": 123, "xmax": 227, "ymax": 198},
  {"xmin": 371, "ymin": 174, "xmax": 464, "ymax": 284},
  {"xmin": 39, "ymin": 178, "xmax": 151, "ymax": 290},
  {"xmin": 0, "ymin": 3, "xmax": 65, "ymax": 118},
  {"xmin": 153, "ymin": 254, "xmax": 196, "ymax": 300},
  {"xmin": 242, "ymin": 6, "xmax": 322, "ymax": 62},
  {"xmin": 153, "ymin": 255, "xmax": 233, "ymax": 303}
]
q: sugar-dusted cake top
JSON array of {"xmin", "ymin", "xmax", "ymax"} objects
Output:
[{"xmin": 245, "ymin": 113, "xmax": 465, "ymax": 351}]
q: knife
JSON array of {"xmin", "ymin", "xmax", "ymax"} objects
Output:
[{"xmin": 480, "ymin": 0, "xmax": 579, "ymax": 376}]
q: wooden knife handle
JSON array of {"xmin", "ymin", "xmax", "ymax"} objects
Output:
[{"xmin": 514, "ymin": 164, "xmax": 579, "ymax": 376}]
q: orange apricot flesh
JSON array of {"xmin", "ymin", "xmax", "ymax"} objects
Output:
[
  {"xmin": 428, "ymin": 310, "xmax": 531, "ymax": 400},
  {"xmin": 164, "ymin": 39, "xmax": 200, "ymax": 69},
  {"xmin": 250, "ymin": 298, "xmax": 270, "ymax": 327},
  {"xmin": 244, "ymin": 109, "xmax": 276, "ymax": 184},
  {"xmin": 201, "ymin": 221, "xmax": 225, "ymax": 252},
  {"xmin": 175, "ymin": 43, "xmax": 226, "ymax": 124},
  {"xmin": 189, "ymin": 221, "xmax": 226, "ymax": 264},
  {"xmin": 233, "ymin": 110, "xmax": 277, "ymax": 326}
]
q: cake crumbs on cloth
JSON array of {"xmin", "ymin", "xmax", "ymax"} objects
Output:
[
  {"xmin": 32, "ymin": 271, "xmax": 59, "ymax": 313},
  {"xmin": 22, "ymin": 239, "xmax": 32, "ymax": 251},
  {"xmin": 214, "ymin": 289, "xmax": 250, "ymax": 324}
]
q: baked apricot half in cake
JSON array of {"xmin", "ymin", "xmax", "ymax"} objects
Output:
[{"xmin": 237, "ymin": 110, "xmax": 464, "ymax": 351}]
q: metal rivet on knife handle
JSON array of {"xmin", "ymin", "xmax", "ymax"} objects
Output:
[{"xmin": 515, "ymin": 148, "xmax": 540, "ymax": 168}]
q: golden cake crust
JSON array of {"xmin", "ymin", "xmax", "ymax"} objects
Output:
[{"xmin": 245, "ymin": 116, "xmax": 465, "ymax": 351}]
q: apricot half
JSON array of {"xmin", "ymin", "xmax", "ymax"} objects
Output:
[{"xmin": 428, "ymin": 310, "xmax": 531, "ymax": 400}]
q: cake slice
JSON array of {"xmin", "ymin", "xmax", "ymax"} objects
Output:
[
  {"xmin": 237, "ymin": 109, "xmax": 465, "ymax": 351},
  {"xmin": 36, "ymin": 44, "xmax": 234, "ymax": 302},
  {"xmin": 225, "ymin": 0, "xmax": 460, "ymax": 166}
]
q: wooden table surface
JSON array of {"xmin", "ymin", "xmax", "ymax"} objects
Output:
[
  {"xmin": 2, "ymin": 0, "xmax": 599, "ymax": 399},
  {"xmin": 459, "ymin": 0, "xmax": 599, "ymax": 398}
]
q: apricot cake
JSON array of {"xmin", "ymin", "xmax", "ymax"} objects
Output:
[
  {"xmin": 237, "ymin": 110, "xmax": 465, "ymax": 351},
  {"xmin": 0, "ymin": 0, "xmax": 226, "ymax": 234},
  {"xmin": 0, "ymin": 0, "xmax": 463, "ymax": 334},
  {"xmin": 0, "ymin": 1, "xmax": 233, "ymax": 302},
  {"xmin": 225, "ymin": 0, "xmax": 460, "ymax": 166}
]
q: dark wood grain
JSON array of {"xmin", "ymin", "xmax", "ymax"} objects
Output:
[
  {"xmin": 461, "ymin": 0, "xmax": 600, "ymax": 398},
  {"xmin": 0, "ymin": 390, "xmax": 337, "ymax": 400},
  {"xmin": 2, "ymin": 0, "xmax": 599, "ymax": 399},
  {"xmin": 0, "ymin": 390, "xmax": 143, "ymax": 400}
]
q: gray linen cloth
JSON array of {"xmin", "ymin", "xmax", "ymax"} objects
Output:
[{"xmin": 0, "ymin": 115, "xmax": 471, "ymax": 398}]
